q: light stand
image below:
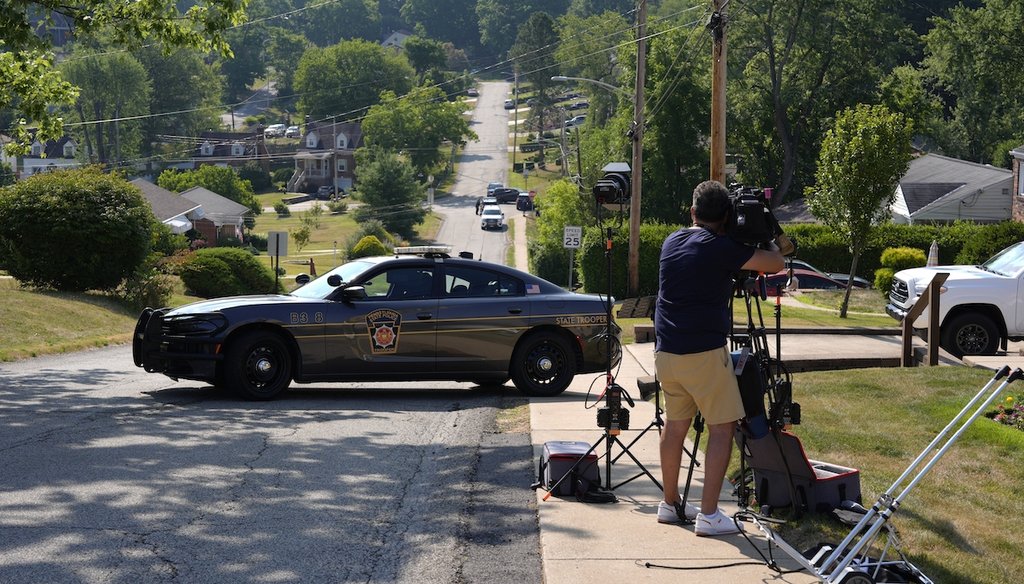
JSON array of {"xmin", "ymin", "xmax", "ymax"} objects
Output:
[{"xmin": 542, "ymin": 201, "xmax": 661, "ymax": 500}]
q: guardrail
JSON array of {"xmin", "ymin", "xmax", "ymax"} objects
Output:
[{"xmin": 901, "ymin": 272, "xmax": 949, "ymax": 366}]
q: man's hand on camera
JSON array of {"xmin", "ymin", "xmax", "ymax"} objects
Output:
[{"xmin": 775, "ymin": 234, "xmax": 796, "ymax": 256}]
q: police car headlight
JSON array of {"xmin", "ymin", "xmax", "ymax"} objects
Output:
[{"xmin": 165, "ymin": 314, "xmax": 227, "ymax": 336}]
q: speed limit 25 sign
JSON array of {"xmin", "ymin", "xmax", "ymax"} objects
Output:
[{"xmin": 563, "ymin": 226, "xmax": 582, "ymax": 249}]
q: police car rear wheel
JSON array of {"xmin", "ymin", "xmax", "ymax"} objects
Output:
[
  {"xmin": 511, "ymin": 332, "xmax": 576, "ymax": 397},
  {"xmin": 226, "ymin": 331, "xmax": 293, "ymax": 400}
]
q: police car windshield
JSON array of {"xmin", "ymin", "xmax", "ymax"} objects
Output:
[{"xmin": 290, "ymin": 260, "xmax": 375, "ymax": 299}]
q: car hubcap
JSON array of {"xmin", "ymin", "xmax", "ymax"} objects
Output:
[
  {"xmin": 957, "ymin": 326, "xmax": 987, "ymax": 354},
  {"xmin": 528, "ymin": 344, "xmax": 562, "ymax": 384},
  {"xmin": 537, "ymin": 357, "xmax": 553, "ymax": 372},
  {"xmin": 248, "ymin": 348, "xmax": 278, "ymax": 386}
]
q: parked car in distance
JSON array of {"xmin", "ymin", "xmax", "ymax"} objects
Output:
[
  {"xmin": 568, "ymin": 101, "xmax": 589, "ymax": 110},
  {"xmin": 481, "ymin": 205, "xmax": 505, "ymax": 230},
  {"xmin": 132, "ymin": 246, "xmax": 620, "ymax": 399},
  {"xmin": 564, "ymin": 115, "xmax": 586, "ymax": 128},
  {"xmin": 492, "ymin": 187, "xmax": 520, "ymax": 204},
  {"xmin": 788, "ymin": 259, "xmax": 871, "ymax": 288},
  {"xmin": 264, "ymin": 123, "xmax": 286, "ymax": 138},
  {"xmin": 761, "ymin": 268, "xmax": 846, "ymax": 295},
  {"xmin": 315, "ymin": 185, "xmax": 335, "ymax": 200},
  {"xmin": 487, "ymin": 181, "xmax": 504, "ymax": 195},
  {"xmin": 504, "ymin": 99, "xmax": 516, "ymax": 110},
  {"xmin": 481, "ymin": 196, "xmax": 498, "ymax": 207},
  {"xmin": 467, "ymin": 87, "xmax": 479, "ymax": 97},
  {"xmin": 285, "ymin": 125, "xmax": 301, "ymax": 138},
  {"xmin": 516, "ymin": 192, "xmax": 534, "ymax": 212}
]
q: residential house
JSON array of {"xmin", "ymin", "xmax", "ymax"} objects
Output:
[
  {"xmin": 20, "ymin": 134, "xmax": 80, "ymax": 178},
  {"xmin": 1011, "ymin": 144, "xmax": 1024, "ymax": 223},
  {"xmin": 179, "ymin": 186, "xmax": 253, "ymax": 244},
  {"xmin": 381, "ymin": 30, "xmax": 412, "ymax": 49},
  {"xmin": 890, "ymin": 153, "xmax": 1013, "ymax": 224},
  {"xmin": 288, "ymin": 121, "xmax": 362, "ymax": 194},
  {"xmin": 194, "ymin": 131, "xmax": 269, "ymax": 172},
  {"xmin": 131, "ymin": 178, "xmax": 201, "ymax": 235}
]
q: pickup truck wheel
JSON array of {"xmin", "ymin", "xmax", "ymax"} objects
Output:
[{"xmin": 941, "ymin": 313, "xmax": 999, "ymax": 357}]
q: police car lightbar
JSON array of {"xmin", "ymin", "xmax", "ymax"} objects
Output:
[{"xmin": 394, "ymin": 245, "xmax": 452, "ymax": 257}]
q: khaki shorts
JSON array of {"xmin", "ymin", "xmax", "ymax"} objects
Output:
[{"xmin": 655, "ymin": 346, "xmax": 745, "ymax": 425}]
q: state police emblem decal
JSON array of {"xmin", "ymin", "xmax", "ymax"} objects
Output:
[{"xmin": 366, "ymin": 309, "xmax": 402, "ymax": 354}]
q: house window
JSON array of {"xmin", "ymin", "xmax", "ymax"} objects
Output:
[
  {"xmin": 337, "ymin": 159, "xmax": 348, "ymax": 173},
  {"xmin": 31, "ymin": 142, "xmax": 43, "ymax": 157},
  {"xmin": 62, "ymin": 141, "xmax": 75, "ymax": 158},
  {"xmin": 336, "ymin": 134, "xmax": 348, "ymax": 149},
  {"xmin": 200, "ymin": 141, "xmax": 214, "ymax": 156},
  {"xmin": 306, "ymin": 135, "xmax": 318, "ymax": 149},
  {"xmin": 231, "ymin": 142, "xmax": 244, "ymax": 156}
]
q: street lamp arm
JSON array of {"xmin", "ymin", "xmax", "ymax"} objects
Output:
[{"xmin": 551, "ymin": 75, "xmax": 631, "ymax": 98}]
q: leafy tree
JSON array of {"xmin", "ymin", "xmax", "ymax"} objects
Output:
[
  {"xmin": 352, "ymin": 147, "xmax": 426, "ymax": 237},
  {"xmin": 728, "ymin": 0, "xmax": 912, "ymax": 202},
  {"xmin": 478, "ymin": 1, "xmax": 569, "ymax": 56},
  {"xmin": 266, "ymin": 29, "xmax": 309, "ymax": 99},
  {"xmin": 0, "ymin": 0, "xmax": 244, "ymax": 155},
  {"xmin": 0, "ymin": 162, "xmax": 15, "ymax": 187},
  {"xmin": 921, "ymin": 0, "xmax": 1024, "ymax": 163},
  {"xmin": 404, "ymin": 34, "xmax": 448, "ymax": 84},
  {"xmin": 635, "ymin": 19, "xmax": 710, "ymax": 224},
  {"xmin": 60, "ymin": 48, "xmax": 152, "ymax": 165},
  {"xmin": 554, "ymin": 11, "xmax": 629, "ymax": 127},
  {"xmin": 568, "ymin": 0, "xmax": 633, "ymax": 18},
  {"xmin": 297, "ymin": 0, "xmax": 381, "ymax": 47},
  {"xmin": 807, "ymin": 104, "xmax": 912, "ymax": 318},
  {"xmin": 135, "ymin": 46, "xmax": 223, "ymax": 156},
  {"xmin": 0, "ymin": 167, "xmax": 156, "ymax": 291},
  {"xmin": 221, "ymin": 25, "xmax": 270, "ymax": 100},
  {"xmin": 294, "ymin": 40, "xmax": 415, "ymax": 119},
  {"xmin": 511, "ymin": 13, "xmax": 560, "ymax": 165},
  {"xmin": 292, "ymin": 224, "xmax": 311, "ymax": 252},
  {"xmin": 362, "ymin": 87, "xmax": 477, "ymax": 173},
  {"xmin": 157, "ymin": 166, "xmax": 261, "ymax": 215},
  {"xmin": 400, "ymin": 0, "xmax": 480, "ymax": 50}
]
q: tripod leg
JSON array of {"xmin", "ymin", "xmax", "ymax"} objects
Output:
[{"xmin": 680, "ymin": 413, "xmax": 705, "ymax": 511}]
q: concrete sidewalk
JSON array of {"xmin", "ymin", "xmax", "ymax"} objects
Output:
[{"xmin": 531, "ymin": 342, "xmax": 819, "ymax": 583}]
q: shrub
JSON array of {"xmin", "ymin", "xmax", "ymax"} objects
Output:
[
  {"xmin": 248, "ymin": 232, "xmax": 268, "ymax": 251},
  {"xmin": 117, "ymin": 256, "xmax": 175, "ymax": 310},
  {"xmin": 953, "ymin": 221, "xmax": 1024, "ymax": 264},
  {"xmin": 350, "ymin": 235, "xmax": 388, "ymax": 258},
  {"xmin": 345, "ymin": 219, "xmax": 395, "ymax": 256},
  {"xmin": 327, "ymin": 199, "xmax": 348, "ymax": 214},
  {"xmin": 179, "ymin": 247, "xmax": 276, "ymax": 298},
  {"xmin": 274, "ymin": 201, "xmax": 290, "ymax": 216},
  {"xmin": 238, "ymin": 161, "xmax": 271, "ymax": 192},
  {"xmin": 874, "ymin": 246, "xmax": 926, "ymax": 295},
  {"xmin": 272, "ymin": 168, "xmax": 294, "ymax": 183},
  {"xmin": 0, "ymin": 167, "xmax": 155, "ymax": 291}
]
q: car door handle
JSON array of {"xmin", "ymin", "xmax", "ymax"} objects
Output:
[
  {"xmin": 507, "ymin": 307, "xmax": 523, "ymax": 314},
  {"xmin": 417, "ymin": 312, "xmax": 433, "ymax": 320}
]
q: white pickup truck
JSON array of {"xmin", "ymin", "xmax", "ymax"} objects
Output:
[{"xmin": 885, "ymin": 241, "xmax": 1024, "ymax": 357}]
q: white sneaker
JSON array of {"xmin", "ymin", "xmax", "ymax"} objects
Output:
[
  {"xmin": 657, "ymin": 500, "xmax": 699, "ymax": 524},
  {"xmin": 695, "ymin": 511, "xmax": 744, "ymax": 536}
]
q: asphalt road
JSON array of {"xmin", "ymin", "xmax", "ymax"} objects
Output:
[
  {"xmin": 0, "ymin": 85, "xmax": 543, "ymax": 583},
  {"xmin": 432, "ymin": 81, "xmax": 514, "ymax": 265}
]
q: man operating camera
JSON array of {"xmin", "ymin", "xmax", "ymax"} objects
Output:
[{"xmin": 654, "ymin": 180, "xmax": 785, "ymax": 536}]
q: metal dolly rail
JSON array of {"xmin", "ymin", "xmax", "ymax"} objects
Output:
[{"xmin": 743, "ymin": 365, "xmax": 1022, "ymax": 584}]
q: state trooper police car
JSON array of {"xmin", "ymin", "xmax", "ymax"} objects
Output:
[{"xmin": 133, "ymin": 247, "xmax": 620, "ymax": 400}]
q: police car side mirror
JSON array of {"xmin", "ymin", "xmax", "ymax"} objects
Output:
[
  {"xmin": 341, "ymin": 286, "xmax": 367, "ymax": 302},
  {"xmin": 295, "ymin": 274, "xmax": 311, "ymax": 286},
  {"xmin": 327, "ymin": 274, "xmax": 343, "ymax": 287}
]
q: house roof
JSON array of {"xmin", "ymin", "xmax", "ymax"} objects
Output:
[
  {"xmin": 898, "ymin": 153, "xmax": 1011, "ymax": 215},
  {"xmin": 179, "ymin": 186, "xmax": 252, "ymax": 223},
  {"xmin": 773, "ymin": 197, "xmax": 819, "ymax": 224},
  {"xmin": 303, "ymin": 121, "xmax": 363, "ymax": 150},
  {"xmin": 1011, "ymin": 144, "xmax": 1024, "ymax": 158},
  {"xmin": 195, "ymin": 130, "xmax": 265, "ymax": 159},
  {"xmin": 130, "ymin": 178, "xmax": 201, "ymax": 222}
]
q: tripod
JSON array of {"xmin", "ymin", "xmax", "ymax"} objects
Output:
[{"xmin": 542, "ymin": 221, "xmax": 661, "ymax": 500}]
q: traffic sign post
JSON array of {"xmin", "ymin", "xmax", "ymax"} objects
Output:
[{"xmin": 563, "ymin": 226, "xmax": 581, "ymax": 289}]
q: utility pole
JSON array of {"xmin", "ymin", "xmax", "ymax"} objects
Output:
[
  {"xmin": 627, "ymin": 0, "xmax": 648, "ymax": 298},
  {"xmin": 512, "ymin": 70, "xmax": 519, "ymax": 173},
  {"xmin": 332, "ymin": 116, "xmax": 338, "ymax": 194},
  {"xmin": 709, "ymin": 1, "xmax": 728, "ymax": 184}
]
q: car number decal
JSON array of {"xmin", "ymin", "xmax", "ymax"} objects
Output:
[{"xmin": 366, "ymin": 309, "xmax": 402, "ymax": 353}]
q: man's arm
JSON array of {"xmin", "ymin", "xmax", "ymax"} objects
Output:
[{"xmin": 741, "ymin": 247, "xmax": 785, "ymax": 274}]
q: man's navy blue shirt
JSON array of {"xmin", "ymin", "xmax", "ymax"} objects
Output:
[{"xmin": 655, "ymin": 227, "xmax": 755, "ymax": 355}]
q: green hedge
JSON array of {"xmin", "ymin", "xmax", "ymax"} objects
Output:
[
  {"xmin": 180, "ymin": 247, "xmax": 277, "ymax": 298},
  {"xmin": 551, "ymin": 221, "xmax": 1024, "ymax": 298}
]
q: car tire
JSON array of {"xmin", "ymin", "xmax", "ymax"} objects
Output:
[
  {"xmin": 941, "ymin": 313, "xmax": 1000, "ymax": 358},
  {"xmin": 225, "ymin": 330, "xmax": 293, "ymax": 400},
  {"xmin": 510, "ymin": 332, "xmax": 577, "ymax": 397}
]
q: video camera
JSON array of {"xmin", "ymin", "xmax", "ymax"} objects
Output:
[
  {"xmin": 726, "ymin": 184, "xmax": 784, "ymax": 246},
  {"xmin": 592, "ymin": 162, "xmax": 631, "ymax": 206}
]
